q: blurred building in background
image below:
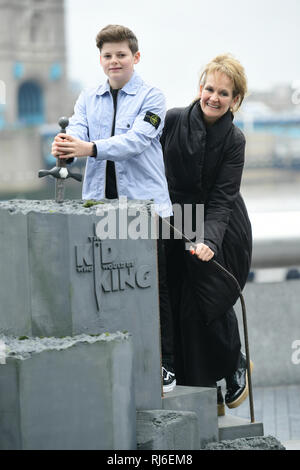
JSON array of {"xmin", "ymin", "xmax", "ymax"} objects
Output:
[
  {"xmin": 1, "ymin": 0, "xmax": 300, "ymax": 196},
  {"xmin": 0, "ymin": 0, "xmax": 76, "ymax": 194},
  {"xmin": 236, "ymin": 84, "xmax": 300, "ymax": 179}
]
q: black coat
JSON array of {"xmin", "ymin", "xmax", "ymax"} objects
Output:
[{"xmin": 161, "ymin": 101, "xmax": 252, "ymax": 385}]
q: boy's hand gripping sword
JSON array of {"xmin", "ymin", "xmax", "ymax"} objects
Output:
[{"xmin": 38, "ymin": 117, "xmax": 82, "ymax": 203}]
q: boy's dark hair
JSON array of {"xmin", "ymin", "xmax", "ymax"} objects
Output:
[{"xmin": 96, "ymin": 25, "xmax": 139, "ymax": 54}]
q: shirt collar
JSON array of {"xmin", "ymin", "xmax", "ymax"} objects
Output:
[
  {"xmin": 121, "ymin": 72, "xmax": 143, "ymax": 95},
  {"xmin": 95, "ymin": 80, "xmax": 111, "ymax": 96},
  {"xmin": 96, "ymin": 71, "xmax": 143, "ymax": 96}
]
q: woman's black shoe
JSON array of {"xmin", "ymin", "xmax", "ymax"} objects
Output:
[
  {"xmin": 217, "ymin": 386, "xmax": 225, "ymax": 416},
  {"xmin": 225, "ymin": 352, "xmax": 253, "ymax": 409}
]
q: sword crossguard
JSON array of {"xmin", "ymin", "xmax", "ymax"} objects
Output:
[{"xmin": 38, "ymin": 166, "xmax": 82, "ymax": 182}]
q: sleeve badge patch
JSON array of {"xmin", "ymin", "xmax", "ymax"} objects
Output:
[{"xmin": 143, "ymin": 111, "xmax": 161, "ymax": 129}]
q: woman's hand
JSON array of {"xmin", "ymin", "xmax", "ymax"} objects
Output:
[
  {"xmin": 51, "ymin": 134, "xmax": 93, "ymax": 159},
  {"xmin": 190, "ymin": 243, "xmax": 214, "ymax": 262}
]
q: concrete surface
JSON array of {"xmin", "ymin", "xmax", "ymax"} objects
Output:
[
  {"xmin": 226, "ymin": 383, "xmax": 300, "ymax": 444},
  {"xmin": 204, "ymin": 435, "xmax": 285, "ymax": 450},
  {"xmin": 136, "ymin": 410, "xmax": 199, "ymax": 450},
  {"xmin": 0, "ymin": 333, "xmax": 136, "ymax": 450},
  {"xmin": 234, "ymin": 279, "xmax": 300, "ymax": 387},
  {"xmin": 218, "ymin": 415, "xmax": 264, "ymax": 441},
  {"xmin": 282, "ymin": 440, "xmax": 300, "ymax": 450},
  {"xmin": 162, "ymin": 386, "xmax": 218, "ymax": 448}
]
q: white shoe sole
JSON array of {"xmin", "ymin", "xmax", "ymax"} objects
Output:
[{"xmin": 163, "ymin": 380, "xmax": 176, "ymax": 393}]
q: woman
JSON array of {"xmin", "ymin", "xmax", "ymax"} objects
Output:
[{"xmin": 161, "ymin": 54, "xmax": 252, "ymax": 414}]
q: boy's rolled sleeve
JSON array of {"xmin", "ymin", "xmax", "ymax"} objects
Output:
[{"xmin": 94, "ymin": 88, "xmax": 166, "ymax": 161}]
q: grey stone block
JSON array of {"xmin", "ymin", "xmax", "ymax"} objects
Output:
[
  {"xmin": 137, "ymin": 410, "xmax": 199, "ymax": 450},
  {"xmin": 0, "ymin": 211, "xmax": 32, "ymax": 336},
  {"xmin": 234, "ymin": 280, "xmax": 300, "ymax": 387},
  {"xmin": 162, "ymin": 386, "xmax": 218, "ymax": 448},
  {"xmin": 0, "ymin": 200, "xmax": 161, "ymax": 410},
  {"xmin": 218, "ymin": 415, "xmax": 264, "ymax": 441},
  {"xmin": 0, "ymin": 333, "xmax": 136, "ymax": 450},
  {"xmin": 204, "ymin": 435, "xmax": 285, "ymax": 450}
]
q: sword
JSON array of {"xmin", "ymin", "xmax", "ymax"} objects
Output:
[
  {"xmin": 161, "ymin": 216, "xmax": 255, "ymax": 423},
  {"xmin": 55, "ymin": 116, "xmax": 69, "ymax": 203},
  {"xmin": 38, "ymin": 117, "xmax": 82, "ymax": 202}
]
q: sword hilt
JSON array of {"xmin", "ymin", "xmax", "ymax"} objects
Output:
[
  {"xmin": 58, "ymin": 116, "xmax": 69, "ymax": 134},
  {"xmin": 37, "ymin": 116, "xmax": 82, "ymax": 202},
  {"xmin": 57, "ymin": 116, "xmax": 69, "ymax": 168}
]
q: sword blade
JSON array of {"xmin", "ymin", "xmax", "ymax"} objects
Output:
[
  {"xmin": 160, "ymin": 217, "xmax": 196, "ymax": 248},
  {"xmin": 55, "ymin": 177, "xmax": 65, "ymax": 203},
  {"xmin": 55, "ymin": 157, "xmax": 66, "ymax": 203},
  {"xmin": 55, "ymin": 121, "xmax": 68, "ymax": 203}
]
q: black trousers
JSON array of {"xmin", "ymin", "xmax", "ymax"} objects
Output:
[
  {"xmin": 157, "ymin": 220, "xmax": 175, "ymax": 369},
  {"xmin": 165, "ymin": 237, "xmax": 241, "ymax": 386}
]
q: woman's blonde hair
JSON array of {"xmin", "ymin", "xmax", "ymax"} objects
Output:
[{"xmin": 198, "ymin": 53, "xmax": 248, "ymax": 112}]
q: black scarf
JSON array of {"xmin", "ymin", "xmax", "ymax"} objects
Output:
[{"xmin": 164, "ymin": 100, "xmax": 234, "ymax": 203}]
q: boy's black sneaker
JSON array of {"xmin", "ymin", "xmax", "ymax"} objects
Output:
[{"xmin": 162, "ymin": 366, "xmax": 176, "ymax": 393}]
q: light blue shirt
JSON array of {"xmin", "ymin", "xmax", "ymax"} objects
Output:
[{"xmin": 67, "ymin": 72, "xmax": 172, "ymax": 216}]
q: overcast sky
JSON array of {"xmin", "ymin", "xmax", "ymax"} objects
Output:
[{"xmin": 65, "ymin": 0, "xmax": 300, "ymax": 108}]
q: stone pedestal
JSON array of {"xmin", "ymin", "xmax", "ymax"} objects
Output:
[
  {"xmin": 218, "ymin": 415, "xmax": 264, "ymax": 441},
  {"xmin": 0, "ymin": 334, "xmax": 136, "ymax": 450},
  {"xmin": 162, "ymin": 386, "xmax": 218, "ymax": 448},
  {"xmin": 136, "ymin": 410, "xmax": 199, "ymax": 450},
  {"xmin": 0, "ymin": 200, "xmax": 161, "ymax": 409}
]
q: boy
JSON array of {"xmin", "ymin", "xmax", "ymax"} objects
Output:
[{"xmin": 52, "ymin": 24, "xmax": 175, "ymax": 392}]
